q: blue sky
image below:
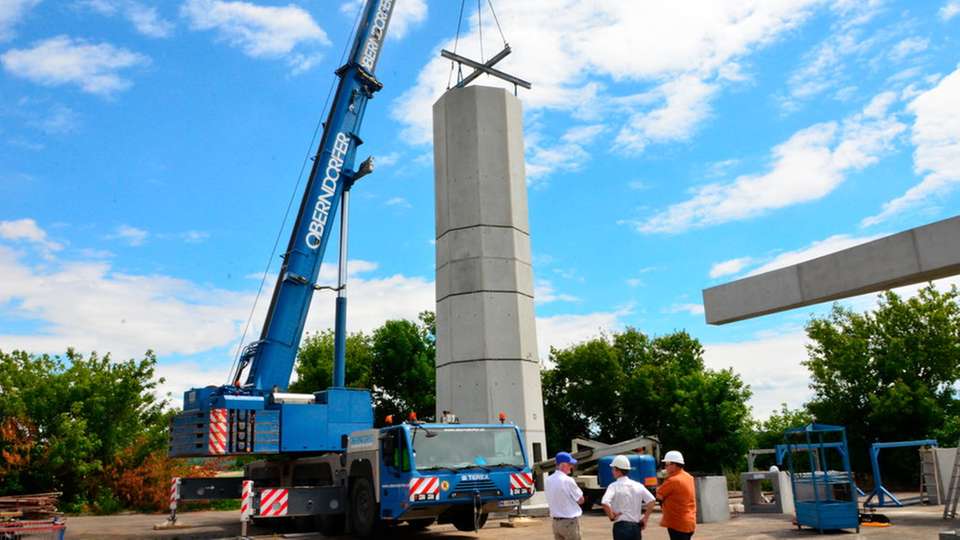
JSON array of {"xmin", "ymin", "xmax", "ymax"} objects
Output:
[{"xmin": 0, "ymin": 0, "xmax": 958, "ymax": 418}]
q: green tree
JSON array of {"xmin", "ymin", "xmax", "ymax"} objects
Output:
[
  {"xmin": 542, "ymin": 328, "xmax": 753, "ymax": 472},
  {"xmin": 804, "ymin": 284, "xmax": 960, "ymax": 478},
  {"xmin": 289, "ymin": 330, "xmax": 373, "ymax": 393},
  {"xmin": 753, "ymin": 404, "xmax": 814, "ymax": 450},
  {"xmin": 0, "ymin": 349, "xmax": 167, "ymax": 504},
  {"xmin": 369, "ymin": 313, "xmax": 436, "ymax": 424}
]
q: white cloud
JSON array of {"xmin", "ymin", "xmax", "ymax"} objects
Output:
[
  {"xmin": 527, "ymin": 123, "xmax": 608, "ymax": 183},
  {"xmin": 889, "ymin": 37, "xmax": 929, "ymax": 62},
  {"xmin": 339, "ymin": 0, "xmax": 426, "ymax": 40},
  {"xmin": 862, "ymin": 66, "xmax": 960, "ymax": 226},
  {"xmin": 780, "ymin": 3, "xmax": 886, "ymax": 110},
  {"xmin": 384, "ymin": 196, "xmax": 411, "ymax": 208},
  {"xmin": 665, "ymin": 303, "xmax": 705, "ymax": 316},
  {"xmin": 941, "ymin": 1, "xmax": 960, "ymax": 21},
  {"xmin": 0, "ymin": 218, "xmax": 63, "ymax": 252},
  {"xmin": 536, "ymin": 308, "xmax": 629, "ymax": 363},
  {"xmin": 704, "ymin": 332, "xmax": 813, "ymax": 420},
  {"xmin": 1, "ymin": 35, "xmax": 149, "ymax": 95},
  {"xmin": 33, "ymin": 103, "xmax": 79, "ymax": 134},
  {"xmin": 635, "ymin": 91, "xmax": 906, "ymax": 233},
  {"xmin": 181, "ymin": 230, "xmax": 209, "ymax": 243},
  {"xmin": 181, "ymin": 0, "xmax": 329, "ymax": 71},
  {"xmin": 615, "ymin": 75, "xmax": 717, "ymax": 153},
  {"xmin": 534, "ymin": 280, "xmax": 578, "ymax": 305},
  {"xmin": 709, "ymin": 257, "xmax": 753, "ymax": 279},
  {"xmin": 0, "ymin": 244, "xmax": 252, "ymax": 361},
  {"xmin": 80, "ymin": 0, "xmax": 174, "ymax": 38},
  {"xmin": 0, "ymin": 0, "xmax": 38, "ymax": 42},
  {"xmin": 394, "ymin": 1, "xmax": 822, "ymax": 146},
  {"xmin": 376, "ymin": 151, "xmax": 400, "ymax": 167},
  {"xmin": 107, "ymin": 224, "xmax": 149, "ymax": 246}
]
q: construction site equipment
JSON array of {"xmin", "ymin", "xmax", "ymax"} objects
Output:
[
  {"xmin": 944, "ymin": 446, "xmax": 960, "ymax": 520},
  {"xmin": 863, "ymin": 439, "xmax": 938, "ymax": 507},
  {"xmin": 783, "ymin": 424, "xmax": 859, "ymax": 534},
  {"xmin": 597, "ymin": 454, "xmax": 657, "ymax": 490},
  {"xmin": 741, "ymin": 470, "xmax": 794, "ymax": 514},
  {"xmin": 165, "ymin": 1, "xmax": 535, "ymax": 535},
  {"xmin": 533, "ymin": 436, "xmax": 659, "ymax": 509}
]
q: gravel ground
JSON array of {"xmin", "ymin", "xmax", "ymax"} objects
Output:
[{"xmin": 63, "ymin": 504, "xmax": 955, "ymax": 539}]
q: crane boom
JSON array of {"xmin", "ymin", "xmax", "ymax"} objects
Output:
[{"xmin": 239, "ymin": 0, "xmax": 395, "ymax": 392}]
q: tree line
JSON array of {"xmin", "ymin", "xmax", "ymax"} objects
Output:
[{"xmin": 0, "ymin": 284, "xmax": 957, "ymax": 510}]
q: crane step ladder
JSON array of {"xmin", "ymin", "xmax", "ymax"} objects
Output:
[{"xmin": 944, "ymin": 446, "xmax": 960, "ymax": 520}]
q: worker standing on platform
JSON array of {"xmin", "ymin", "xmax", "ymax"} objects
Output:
[
  {"xmin": 545, "ymin": 451, "xmax": 585, "ymax": 540},
  {"xmin": 658, "ymin": 450, "xmax": 697, "ymax": 540},
  {"xmin": 601, "ymin": 455, "xmax": 656, "ymax": 540}
]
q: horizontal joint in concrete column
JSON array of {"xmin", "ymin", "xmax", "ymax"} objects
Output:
[{"xmin": 436, "ymin": 357, "xmax": 541, "ymax": 368}]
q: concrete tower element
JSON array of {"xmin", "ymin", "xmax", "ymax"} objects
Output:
[{"xmin": 433, "ymin": 85, "xmax": 547, "ymax": 471}]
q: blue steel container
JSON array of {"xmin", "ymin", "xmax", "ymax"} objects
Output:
[{"xmin": 598, "ymin": 454, "xmax": 658, "ymax": 490}]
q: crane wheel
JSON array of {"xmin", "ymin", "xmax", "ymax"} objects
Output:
[{"xmin": 349, "ymin": 477, "xmax": 379, "ymax": 537}]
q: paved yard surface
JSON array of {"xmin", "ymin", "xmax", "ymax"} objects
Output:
[{"xmin": 64, "ymin": 505, "xmax": 956, "ymax": 539}]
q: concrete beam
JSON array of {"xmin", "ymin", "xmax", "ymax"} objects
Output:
[{"xmin": 703, "ymin": 215, "xmax": 960, "ymax": 325}]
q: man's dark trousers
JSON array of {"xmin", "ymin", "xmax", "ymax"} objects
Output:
[
  {"xmin": 667, "ymin": 528, "xmax": 693, "ymax": 540},
  {"xmin": 612, "ymin": 521, "xmax": 641, "ymax": 540}
]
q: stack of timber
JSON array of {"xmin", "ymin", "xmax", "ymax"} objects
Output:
[{"xmin": 0, "ymin": 492, "xmax": 61, "ymax": 520}]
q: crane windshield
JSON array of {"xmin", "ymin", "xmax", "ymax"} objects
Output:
[{"xmin": 412, "ymin": 426, "xmax": 525, "ymax": 471}]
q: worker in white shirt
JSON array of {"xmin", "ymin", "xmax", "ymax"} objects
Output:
[
  {"xmin": 601, "ymin": 455, "xmax": 656, "ymax": 540},
  {"xmin": 545, "ymin": 451, "xmax": 585, "ymax": 540}
]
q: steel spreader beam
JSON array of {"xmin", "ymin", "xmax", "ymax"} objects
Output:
[{"xmin": 441, "ymin": 49, "xmax": 532, "ymax": 89}]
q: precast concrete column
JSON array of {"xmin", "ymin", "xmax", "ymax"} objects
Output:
[{"xmin": 433, "ymin": 85, "xmax": 547, "ymax": 470}]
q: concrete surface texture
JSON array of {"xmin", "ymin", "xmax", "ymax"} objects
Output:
[
  {"xmin": 432, "ymin": 86, "xmax": 547, "ymax": 468},
  {"xmin": 703, "ymin": 215, "xmax": 960, "ymax": 324},
  {"xmin": 63, "ymin": 505, "xmax": 956, "ymax": 539}
]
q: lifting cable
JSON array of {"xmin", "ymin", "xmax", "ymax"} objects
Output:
[
  {"xmin": 226, "ymin": 2, "xmax": 367, "ymax": 386},
  {"xmin": 446, "ymin": 0, "xmax": 509, "ymax": 90}
]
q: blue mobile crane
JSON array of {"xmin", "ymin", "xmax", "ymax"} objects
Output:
[{"xmin": 167, "ymin": 0, "xmax": 534, "ymax": 536}]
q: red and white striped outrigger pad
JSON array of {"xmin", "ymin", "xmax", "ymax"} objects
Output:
[
  {"xmin": 509, "ymin": 472, "xmax": 534, "ymax": 495},
  {"xmin": 408, "ymin": 476, "xmax": 440, "ymax": 502},
  {"xmin": 208, "ymin": 408, "xmax": 228, "ymax": 454},
  {"xmin": 259, "ymin": 488, "xmax": 289, "ymax": 517},
  {"xmin": 169, "ymin": 477, "xmax": 180, "ymax": 510},
  {"xmin": 240, "ymin": 480, "xmax": 254, "ymax": 521}
]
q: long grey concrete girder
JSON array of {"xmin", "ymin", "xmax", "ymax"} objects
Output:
[{"xmin": 703, "ymin": 215, "xmax": 960, "ymax": 325}]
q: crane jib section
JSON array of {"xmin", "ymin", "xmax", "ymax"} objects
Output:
[{"xmin": 243, "ymin": 0, "xmax": 395, "ymax": 393}]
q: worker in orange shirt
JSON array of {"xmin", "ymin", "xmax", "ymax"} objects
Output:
[{"xmin": 657, "ymin": 450, "xmax": 696, "ymax": 540}]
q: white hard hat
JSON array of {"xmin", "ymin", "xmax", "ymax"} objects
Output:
[
  {"xmin": 769, "ymin": 465, "xmax": 780, "ymax": 473},
  {"xmin": 611, "ymin": 455, "xmax": 632, "ymax": 470},
  {"xmin": 662, "ymin": 450, "xmax": 685, "ymax": 465}
]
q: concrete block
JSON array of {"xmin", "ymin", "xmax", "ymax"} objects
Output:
[
  {"xmin": 433, "ymin": 86, "xmax": 530, "ymax": 234},
  {"xmin": 704, "ymin": 215, "xmax": 960, "ymax": 324},
  {"xmin": 438, "ymin": 293, "xmax": 539, "ymax": 364},
  {"xmin": 433, "ymin": 86, "xmax": 546, "ymax": 466},
  {"xmin": 436, "ymin": 258, "xmax": 534, "ymax": 300},
  {"xmin": 695, "ymin": 475, "xmax": 730, "ymax": 523},
  {"xmin": 741, "ymin": 471, "xmax": 794, "ymax": 515},
  {"xmin": 436, "ymin": 226, "xmax": 531, "ymax": 268}
]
